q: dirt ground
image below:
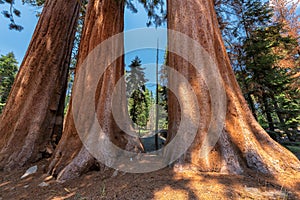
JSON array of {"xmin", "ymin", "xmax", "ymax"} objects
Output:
[{"xmin": 0, "ymin": 159, "xmax": 299, "ymax": 200}]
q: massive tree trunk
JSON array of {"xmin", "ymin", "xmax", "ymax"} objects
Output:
[
  {"xmin": 167, "ymin": 0, "xmax": 299, "ymax": 175},
  {"xmin": 48, "ymin": 0, "xmax": 143, "ymax": 181},
  {"xmin": 0, "ymin": 0, "xmax": 80, "ymax": 170}
]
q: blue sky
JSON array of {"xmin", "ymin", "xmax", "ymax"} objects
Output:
[
  {"xmin": 1, "ymin": 1, "xmax": 299, "ymax": 84},
  {"xmin": 1, "ymin": 1, "xmax": 299, "ymax": 64},
  {"xmin": 0, "ymin": 2, "xmax": 167, "ymax": 84},
  {"xmin": 0, "ymin": 1, "xmax": 41, "ymax": 62},
  {"xmin": 124, "ymin": 3, "xmax": 167, "ymax": 84}
]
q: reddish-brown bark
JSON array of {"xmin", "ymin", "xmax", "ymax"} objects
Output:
[
  {"xmin": 167, "ymin": 0, "xmax": 299, "ymax": 175},
  {"xmin": 0, "ymin": 0, "xmax": 80, "ymax": 170},
  {"xmin": 48, "ymin": 0, "xmax": 143, "ymax": 181}
]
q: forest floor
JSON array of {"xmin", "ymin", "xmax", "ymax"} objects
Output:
[
  {"xmin": 0, "ymin": 136, "xmax": 300, "ymax": 200},
  {"xmin": 0, "ymin": 160, "xmax": 299, "ymax": 200}
]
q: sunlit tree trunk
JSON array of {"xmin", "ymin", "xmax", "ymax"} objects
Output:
[
  {"xmin": 167, "ymin": 0, "xmax": 299, "ymax": 175},
  {"xmin": 0, "ymin": 0, "xmax": 80, "ymax": 170},
  {"xmin": 48, "ymin": 0, "xmax": 143, "ymax": 181}
]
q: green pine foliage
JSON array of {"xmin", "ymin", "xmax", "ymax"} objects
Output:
[
  {"xmin": 126, "ymin": 56, "xmax": 149, "ymax": 129},
  {"xmin": 0, "ymin": 52, "xmax": 18, "ymax": 113},
  {"xmin": 216, "ymin": 0, "xmax": 300, "ymax": 141},
  {"xmin": 2, "ymin": 0, "xmax": 165, "ymax": 31},
  {"xmin": 243, "ymin": 24, "xmax": 300, "ymax": 140},
  {"xmin": 157, "ymin": 84, "xmax": 168, "ymax": 129},
  {"xmin": 158, "ymin": 63, "xmax": 168, "ymax": 130}
]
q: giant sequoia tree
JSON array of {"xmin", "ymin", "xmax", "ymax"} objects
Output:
[
  {"xmin": 0, "ymin": 0, "xmax": 80, "ymax": 170},
  {"xmin": 48, "ymin": 0, "xmax": 144, "ymax": 181},
  {"xmin": 0, "ymin": 0, "xmax": 299, "ymax": 182},
  {"xmin": 167, "ymin": 0, "xmax": 299, "ymax": 174}
]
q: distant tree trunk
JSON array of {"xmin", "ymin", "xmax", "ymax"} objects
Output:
[
  {"xmin": 0, "ymin": 0, "xmax": 80, "ymax": 170},
  {"xmin": 246, "ymin": 93, "xmax": 258, "ymax": 121},
  {"xmin": 262, "ymin": 94, "xmax": 277, "ymax": 140},
  {"xmin": 271, "ymin": 95, "xmax": 285, "ymax": 125},
  {"xmin": 262, "ymin": 95, "xmax": 274, "ymax": 130},
  {"xmin": 48, "ymin": 0, "xmax": 143, "ymax": 181},
  {"xmin": 167, "ymin": 0, "xmax": 299, "ymax": 175}
]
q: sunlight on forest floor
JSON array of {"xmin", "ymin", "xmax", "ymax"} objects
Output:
[{"xmin": 0, "ymin": 160, "xmax": 299, "ymax": 200}]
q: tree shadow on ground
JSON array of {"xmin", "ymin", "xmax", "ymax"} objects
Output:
[
  {"xmin": 0, "ymin": 165, "xmax": 299, "ymax": 199},
  {"xmin": 0, "ymin": 159, "xmax": 299, "ymax": 199},
  {"xmin": 74, "ymin": 166, "xmax": 300, "ymax": 200}
]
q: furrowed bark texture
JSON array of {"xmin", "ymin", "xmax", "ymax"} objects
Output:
[
  {"xmin": 167, "ymin": 0, "xmax": 300, "ymax": 175},
  {"xmin": 0, "ymin": 0, "xmax": 80, "ymax": 170},
  {"xmin": 48, "ymin": 0, "xmax": 143, "ymax": 181}
]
